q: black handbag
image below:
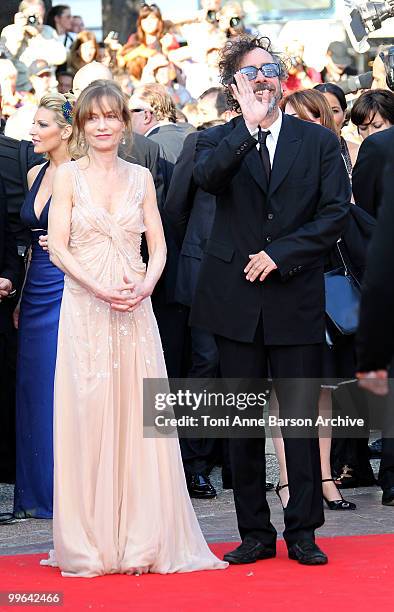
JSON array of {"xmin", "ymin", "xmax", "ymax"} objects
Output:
[{"xmin": 324, "ymin": 239, "xmax": 361, "ymax": 338}]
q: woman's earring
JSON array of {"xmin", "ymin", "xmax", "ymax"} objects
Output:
[{"xmin": 121, "ymin": 134, "xmax": 126, "ymax": 145}]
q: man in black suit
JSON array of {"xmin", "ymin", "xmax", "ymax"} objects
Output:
[
  {"xmin": 352, "ymin": 125, "xmax": 394, "ymax": 461},
  {"xmin": 356, "ymin": 166, "xmax": 394, "ymax": 506},
  {"xmin": 192, "ymin": 36, "xmax": 350, "ymax": 565},
  {"xmin": 0, "ymin": 174, "xmax": 21, "ymax": 486},
  {"xmin": 0, "ymin": 134, "xmax": 41, "ymax": 485},
  {"xmin": 165, "ymin": 127, "xmax": 220, "ymax": 499},
  {"xmin": 352, "ymin": 126, "xmax": 394, "ymax": 218}
]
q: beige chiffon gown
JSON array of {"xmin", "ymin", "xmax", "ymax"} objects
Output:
[{"xmin": 40, "ymin": 161, "xmax": 227, "ymax": 577}]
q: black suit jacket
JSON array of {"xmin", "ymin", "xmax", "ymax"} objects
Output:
[
  {"xmin": 122, "ymin": 132, "xmax": 164, "ymax": 207},
  {"xmin": 352, "ymin": 126, "xmax": 394, "ymax": 218},
  {"xmin": 144, "ymin": 124, "xmax": 195, "ymax": 303},
  {"xmin": 0, "ymin": 175, "xmax": 21, "ymax": 333},
  {"xmin": 165, "ymin": 131, "xmax": 216, "ymax": 307},
  {"xmin": 356, "ymin": 164, "xmax": 394, "ymax": 371},
  {"xmin": 191, "ymin": 114, "xmax": 351, "ymax": 344},
  {"xmin": 147, "ymin": 123, "xmax": 195, "ymax": 198},
  {"xmin": 0, "ymin": 135, "xmax": 42, "ymax": 246}
]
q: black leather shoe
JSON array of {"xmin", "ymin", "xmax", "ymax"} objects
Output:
[
  {"xmin": 288, "ymin": 541, "xmax": 328, "ymax": 565},
  {"xmin": 265, "ymin": 481, "xmax": 274, "ymax": 491},
  {"xmin": 369, "ymin": 438, "xmax": 383, "ymax": 458},
  {"xmin": 223, "ymin": 536, "xmax": 276, "ymax": 564},
  {"xmin": 382, "ymin": 486, "xmax": 394, "ymax": 506},
  {"xmin": 187, "ymin": 474, "xmax": 217, "ymax": 499},
  {"xmin": 0, "ymin": 512, "xmax": 17, "ymax": 525}
]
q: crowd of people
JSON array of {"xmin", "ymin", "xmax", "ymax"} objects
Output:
[{"xmin": 0, "ymin": 0, "xmax": 394, "ymax": 576}]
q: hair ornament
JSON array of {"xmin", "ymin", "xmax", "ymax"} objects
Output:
[{"xmin": 62, "ymin": 100, "xmax": 74, "ymax": 125}]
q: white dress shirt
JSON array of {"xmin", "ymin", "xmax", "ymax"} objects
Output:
[{"xmin": 248, "ymin": 110, "xmax": 283, "ymax": 167}]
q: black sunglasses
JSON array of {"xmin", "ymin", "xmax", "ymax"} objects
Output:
[
  {"xmin": 140, "ymin": 3, "xmax": 159, "ymax": 10},
  {"xmin": 130, "ymin": 108, "xmax": 146, "ymax": 113},
  {"xmin": 239, "ymin": 63, "xmax": 281, "ymax": 80}
]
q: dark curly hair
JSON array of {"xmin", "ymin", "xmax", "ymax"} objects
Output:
[{"xmin": 219, "ymin": 35, "xmax": 288, "ymax": 113}]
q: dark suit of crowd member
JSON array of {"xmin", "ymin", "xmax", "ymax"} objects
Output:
[
  {"xmin": 0, "ymin": 135, "xmax": 41, "ymax": 483},
  {"xmin": 166, "ymin": 131, "xmax": 218, "ymax": 376},
  {"xmin": 165, "ymin": 130, "xmax": 221, "ymax": 496},
  {"xmin": 0, "ymin": 176, "xmax": 22, "ymax": 483},
  {"xmin": 147, "ymin": 123, "xmax": 194, "ymax": 197},
  {"xmin": 352, "ymin": 127, "xmax": 394, "ymax": 491},
  {"xmin": 145, "ymin": 123, "xmax": 195, "ymax": 378},
  {"xmin": 352, "ymin": 126, "xmax": 394, "ymax": 218},
  {"xmin": 0, "ymin": 136, "xmax": 42, "ymax": 251},
  {"xmin": 192, "ymin": 57, "xmax": 350, "ymax": 559},
  {"xmin": 123, "ymin": 132, "xmax": 164, "ymax": 206},
  {"xmin": 356, "ymin": 164, "xmax": 394, "ymax": 505}
]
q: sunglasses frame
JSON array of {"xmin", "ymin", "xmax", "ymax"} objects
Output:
[{"xmin": 239, "ymin": 63, "xmax": 281, "ymax": 80}]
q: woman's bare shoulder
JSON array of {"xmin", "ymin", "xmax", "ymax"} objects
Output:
[
  {"xmin": 27, "ymin": 163, "xmax": 46, "ymax": 189},
  {"xmin": 121, "ymin": 159, "xmax": 149, "ymax": 173},
  {"xmin": 53, "ymin": 160, "xmax": 79, "ymax": 180}
]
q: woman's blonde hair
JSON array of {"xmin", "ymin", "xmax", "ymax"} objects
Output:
[
  {"xmin": 281, "ymin": 89, "xmax": 337, "ymax": 135},
  {"xmin": 70, "ymin": 79, "xmax": 132, "ymax": 159},
  {"xmin": 38, "ymin": 91, "xmax": 76, "ymax": 130},
  {"xmin": 37, "ymin": 92, "xmax": 75, "ymax": 157}
]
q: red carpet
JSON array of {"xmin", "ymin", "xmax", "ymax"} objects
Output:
[{"xmin": 0, "ymin": 535, "xmax": 392, "ymax": 611}]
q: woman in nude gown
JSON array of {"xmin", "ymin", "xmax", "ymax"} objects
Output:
[{"xmin": 41, "ymin": 80, "xmax": 227, "ymax": 577}]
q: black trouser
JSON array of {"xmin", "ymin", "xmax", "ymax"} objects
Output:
[
  {"xmin": 378, "ymin": 363, "xmax": 394, "ymax": 490},
  {"xmin": 0, "ymin": 325, "xmax": 17, "ymax": 483},
  {"xmin": 216, "ymin": 322, "xmax": 324, "ymax": 548},
  {"xmin": 180, "ymin": 326, "xmax": 222, "ymax": 476},
  {"xmin": 151, "ymin": 292, "xmax": 189, "ymax": 378}
]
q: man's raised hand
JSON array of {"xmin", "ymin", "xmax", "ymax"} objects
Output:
[{"xmin": 231, "ymin": 73, "xmax": 270, "ymax": 131}]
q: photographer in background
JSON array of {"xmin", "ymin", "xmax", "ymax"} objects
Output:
[
  {"xmin": 322, "ymin": 41, "xmax": 357, "ymax": 83},
  {"xmin": 217, "ymin": 2, "xmax": 252, "ymax": 39},
  {"xmin": 283, "ymin": 40, "xmax": 322, "ymax": 94},
  {"xmin": 0, "ymin": 0, "xmax": 66, "ymax": 92}
]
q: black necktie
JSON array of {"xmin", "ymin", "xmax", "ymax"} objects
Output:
[{"xmin": 258, "ymin": 128, "xmax": 271, "ymax": 182}]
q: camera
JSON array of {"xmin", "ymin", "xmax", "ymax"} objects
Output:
[
  {"xmin": 229, "ymin": 16, "xmax": 242, "ymax": 29},
  {"xmin": 290, "ymin": 56, "xmax": 303, "ymax": 67},
  {"xmin": 344, "ymin": 1, "xmax": 394, "ymax": 52},
  {"xmin": 106, "ymin": 30, "xmax": 119, "ymax": 41},
  {"xmin": 379, "ymin": 46, "xmax": 394, "ymax": 90},
  {"xmin": 206, "ymin": 10, "xmax": 218, "ymax": 24},
  {"xmin": 27, "ymin": 14, "xmax": 38, "ymax": 26}
]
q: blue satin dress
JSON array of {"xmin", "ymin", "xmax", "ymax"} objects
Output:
[{"xmin": 13, "ymin": 162, "xmax": 64, "ymax": 519}]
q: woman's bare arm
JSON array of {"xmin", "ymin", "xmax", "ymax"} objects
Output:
[
  {"xmin": 142, "ymin": 170, "xmax": 167, "ymax": 293},
  {"xmin": 48, "ymin": 164, "xmax": 135, "ymax": 306},
  {"xmin": 111, "ymin": 169, "xmax": 167, "ymax": 313}
]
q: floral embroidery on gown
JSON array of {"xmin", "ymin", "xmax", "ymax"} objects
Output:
[{"xmin": 40, "ymin": 161, "xmax": 227, "ymax": 577}]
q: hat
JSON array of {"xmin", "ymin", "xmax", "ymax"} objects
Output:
[
  {"xmin": 149, "ymin": 53, "xmax": 170, "ymax": 73},
  {"xmin": 28, "ymin": 59, "xmax": 51, "ymax": 78},
  {"xmin": 327, "ymin": 41, "xmax": 352, "ymax": 66}
]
